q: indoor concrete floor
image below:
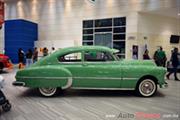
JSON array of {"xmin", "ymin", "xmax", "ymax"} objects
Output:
[{"xmin": 0, "ymin": 69, "xmax": 180, "ymax": 120}]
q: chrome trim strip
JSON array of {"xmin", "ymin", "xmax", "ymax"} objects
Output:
[
  {"xmin": 123, "ymin": 78, "xmax": 137, "ymax": 80},
  {"xmin": 62, "ymin": 77, "xmax": 72, "ymax": 89},
  {"xmin": 16, "ymin": 76, "xmax": 67, "ymax": 79},
  {"xmin": 71, "ymin": 87, "xmax": 135, "ymax": 90},
  {"xmin": 74, "ymin": 77, "xmax": 121, "ymax": 80},
  {"xmin": 82, "ymin": 61, "xmax": 116, "ymax": 64},
  {"xmin": 16, "ymin": 76, "xmax": 138, "ymax": 80},
  {"xmin": 16, "ymin": 76, "xmax": 72, "ymax": 89},
  {"xmin": 59, "ymin": 62, "xmax": 82, "ymax": 64},
  {"xmin": 73, "ymin": 77, "xmax": 138, "ymax": 80},
  {"xmin": 58, "ymin": 61, "xmax": 116, "ymax": 64}
]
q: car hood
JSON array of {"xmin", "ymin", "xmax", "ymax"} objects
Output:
[{"xmin": 120, "ymin": 60, "xmax": 156, "ymax": 66}]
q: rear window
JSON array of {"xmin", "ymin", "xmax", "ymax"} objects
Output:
[
  {"xmin": 84, "ymin": 51, "xmax": 114, "ymax": 62},
  {"xmin": 58, "ymin": 52, "xmax": 82, "ymax": 62}
]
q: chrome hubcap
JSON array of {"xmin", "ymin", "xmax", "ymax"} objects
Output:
[
  {"xmin": 140, "ymin": 80, "xmax": 155, "ymax": 95},
  {"xmin": 39, "ymin": 87, "xmax": 57, "ymax": 96},
  {"xmin": 41, "ymin": 88, "xmax": 56, "ymax": 94}
]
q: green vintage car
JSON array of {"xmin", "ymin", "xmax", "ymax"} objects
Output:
[{"xmin": 13, "ymin": 46, "xmax": 167, "ymax": 97}]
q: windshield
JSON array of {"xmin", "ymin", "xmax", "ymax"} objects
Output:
[{"xmin": 113, "ymin": 52, "xmax": 120, "ymax": 61}]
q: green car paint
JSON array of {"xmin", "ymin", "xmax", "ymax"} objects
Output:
[
  {"xmin": 15, "ymin": 66, "xmax": 71, "ymax": 88},
  {"xmin": 14, "ymin": 46, "xmax": 167, "ymax": 93}
]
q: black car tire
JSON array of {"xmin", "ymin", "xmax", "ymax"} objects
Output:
[
  {"xmin": 39, "ymin": 87, "xmax": 57, "ymax": 97},
  {"xmin": 136, "ymin": 78, "xmax": 157, "ymax": 97},
  {"xmin": 2, "ymin": 101, "xmax": 12, "ymax": 112}
]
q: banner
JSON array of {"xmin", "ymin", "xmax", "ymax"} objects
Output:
[{"xmin": 0, "ymin": 0, "xmax": 4, "ymax": 26}]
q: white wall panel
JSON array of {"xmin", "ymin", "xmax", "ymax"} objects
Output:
[
  {"xmin": 5, "ymin": 0, "xmax": 136, "ymax": 49},
  {"xmin": 137, "ymin": 13, "xmax": 180, "ymax": 60},
  {"xmin": 3, "ymin": 0, "xmax": 179, "ymax": 58},
  {"xmin": 35, "ymin": 39, "xmax": 75, "ymax": 50}
]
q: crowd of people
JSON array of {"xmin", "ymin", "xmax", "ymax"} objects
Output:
[
  {"xmin": 142, "ymin": 47, "xmax": 179, "ymax": 81},
  {"xmin": 18, "ymin": 47, "xmax": 55, "ymax": 69}
]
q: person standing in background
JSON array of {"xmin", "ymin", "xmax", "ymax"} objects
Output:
[
  {"xmin": 132, "ymin": 45, "xmax": 138, "ymax": 60},
  {"xmin": 160, "ymin": 47, "xmax": 167, "ymax": 67},
  {"xmin": 18, "ymin": 48, "xmax": 25, "ymax": 69},
  {"xmin": 26, "ymin": 49, "xmax": 33, "ymax": 67},
  {"xmin": 153, "ymin": 47, "xmax": 167, "ymax": 67},
  {"xmin": 43, "ymin": 47, "xmax": 48, "ymax": 57},
  {"xmin": 166, "ymin": 48, "xmax": 179, "ymax": 81},
  {"xmin": 33, "ymin": 47, "xmax": 38, "ymax": 63},
  {"xmin": 50, "ymin": 47, "xmax": 56, "ymax": 54},
  {"xmin": 143, "ymin": 49, "xmax": 150, "ymax": 60}
]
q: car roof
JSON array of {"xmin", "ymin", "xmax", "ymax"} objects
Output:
[
  {"xmin": 31, "ymin": 46, "xmax": 118, "ymax": 67},
  {"xmin": 56, "ymin": 46, "xmax": 116, "ymax": 54}
]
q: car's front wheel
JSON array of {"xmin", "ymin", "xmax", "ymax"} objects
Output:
[
  {"xmin": 39, "ymin": 87, "xmax": 57, "ymax": 97},
  {"xmin": 136, "ymin": 78, "xmax": 157, "ymax": 97}
]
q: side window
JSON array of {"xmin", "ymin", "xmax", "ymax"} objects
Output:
[
  {"xmin": 58, "ymin": 52, "xmax": 82, "ymax": 62},
  {"xmin": 84, "ymin": 51, "xmax": 114, "ymax": 62}
]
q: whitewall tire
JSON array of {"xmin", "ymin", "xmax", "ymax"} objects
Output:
[
  {"xmin": 136, "ymin": 79, "xmax": 157, "ymax": 97},
  {"xmin": 39, "ymin": 87, "xmax": 57, "ymax": 97}
]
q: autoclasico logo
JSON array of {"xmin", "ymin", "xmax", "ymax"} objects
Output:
[{"xmin": 105, "ymin": 112, "xmax": 179, "ymax": 119}]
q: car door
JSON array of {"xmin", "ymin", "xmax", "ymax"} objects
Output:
[
  {"xmin": 72, "ymin": 50, "xmax": 122, "ymax": 88},
  {"xmin": 58, "ymin": 51, "xmax": 84, "ymax": 81}
]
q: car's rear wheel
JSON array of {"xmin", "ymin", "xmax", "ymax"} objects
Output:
[
  {"xmin": 39, "ymin": 87, "xmax": 57, "ymax": 97},
  {"xmin": 2, "ymin": 101, "xmax": 11, "ymax": 112},
  {"xmin": 136, "ymin": 78, "xmax": 157, "ymax": 97}
]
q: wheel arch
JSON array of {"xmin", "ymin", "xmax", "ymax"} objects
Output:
[
  {"xmin": 135, "ymin": 75, "xmax": 158, "ymax": 97},
  {"xmin": 136, "ymin": 75, "xmax": 158, "ymax": 88},
  {"xmin": 16, "ymin": 66, "xmax": 73, "ymax": 88}
]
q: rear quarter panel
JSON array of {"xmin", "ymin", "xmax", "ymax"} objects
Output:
[{"xmin": 16, "ymin": 65, "xmax": 72, "ymax": 88}]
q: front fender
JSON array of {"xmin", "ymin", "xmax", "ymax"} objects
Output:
[
  {"xmin": 138, "ymin": 66, "xmax": 166, "ymax": 85},
  {"xmin": 121, "ymin": 65, "xmax": 166, "ymax": 88},
  {"xmin": 15, "ymin": 66, "xmax": 72, "ymax": 88}
]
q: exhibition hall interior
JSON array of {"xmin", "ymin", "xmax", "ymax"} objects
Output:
[{"xmin": 0, "ymin": 0, "xmax": 180, "ymax": 119}]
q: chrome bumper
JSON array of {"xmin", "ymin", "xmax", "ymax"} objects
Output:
[
  {"xmin": 12, "ymin": 81, "xmax": 25, "ymax": 86},
  {"xmin": 161, "ymin": 82, "xmax": 168, "ymax": 88}
]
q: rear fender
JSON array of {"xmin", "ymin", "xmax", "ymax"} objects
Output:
[{"xmin": 15, "ymin": 66, "xmax": 72, "ymax": 89}]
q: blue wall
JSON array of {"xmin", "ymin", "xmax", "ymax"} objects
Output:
[{"xmin": 5, "ymin": 19, "xmax": 38, "ymax": 63}]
